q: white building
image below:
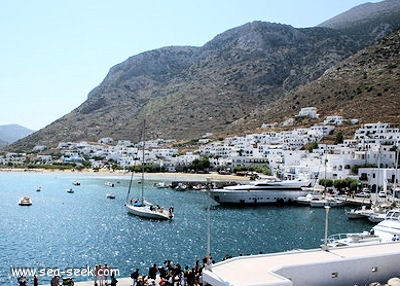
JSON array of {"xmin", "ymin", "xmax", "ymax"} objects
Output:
[
  {"xmin": 297, "ymin": 107, "xmax": 319, "ymax": 119},
  {"xmin": 323, "ymin": 115, "xmax": 344, "ymax": 125},
  {"xmin": 354, "ymin": 122, "xmax": 400, "ymax": 143}
]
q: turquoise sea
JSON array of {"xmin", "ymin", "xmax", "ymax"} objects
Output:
[{"xmin": 0, "ymin": 171, "xmax": 374, "ymax": 285}]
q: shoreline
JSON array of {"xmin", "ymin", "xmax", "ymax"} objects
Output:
[{"xmin": 0, "ymin": 168, "xmax": 250, "ymax": 182}]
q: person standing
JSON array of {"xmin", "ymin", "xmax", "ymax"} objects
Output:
[
  {"xmin": 148, "ymin": 264, "xmax": 157, "ymax": 280},
  {"xmin": 110, "ymin": 272, "xmax": 118, "ymax": 286},
  {"xmin": 131, "ymin": 268, "xmax": 139, "ymax": 286},
  {"xmin": 103, "ymin": 263, "xmax": 109, "ymax": 284},
  {"xmin": 94, "ymin": 265, "xmax": 100, "ymax": 286},
  {"xmin": 33, "ymin": 274, "xmax": 39, "ymax": 286},
  {"xmin": 50, "ymin": 276, "xmax": 59, "ymax": 286},
  {"xmin": 18, "ymin": 275, "xmax": 28, "ymax": 286}
]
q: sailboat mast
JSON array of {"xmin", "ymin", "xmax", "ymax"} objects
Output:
[
  {"xmin": 141, "ymin": 120, "xmax": 146, "ymax": 203},
  {"xmin": 125, "ymin": 168, "xmax": 134, "ymax": 203}
]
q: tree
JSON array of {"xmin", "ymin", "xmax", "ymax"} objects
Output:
[
  {"xmin": 335, "ymin": 131, "xmax": 344, "ymax": 144},
  {"xmin": 308, "ymin": 141, "xmax": 318, "ymax": 152},
  {"xmin": 189, "ymin": 157, "xmax": 211, "ymax": 172}
]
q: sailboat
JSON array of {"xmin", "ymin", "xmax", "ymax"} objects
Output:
[{"xmin": 125, "ymin": 121, "xmax": 174, "ymax": 220}]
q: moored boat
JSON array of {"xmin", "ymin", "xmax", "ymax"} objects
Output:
[
  {"xmin": 154, "ymin": 182, "xmax": 170, "ymax": 188},
  {"xmin": 326, "ymin": 231, "xmax": 382, "ymax": 248},
  {"xmin": 372, "ymin": 209, "xmax": 400, "ymax": 241},
  {"xmin": 105, "ymin": 182, "xmax": 115, "ymax": 187},
  {"xmin": 66, "ymin": 188, "xmax": 74, "ymax": 193},
  {"xmin": 347, "ymin": 203, "xmax": 393, "ymax": 220},
  {"xmin": 309, "ymin": 197, "xmax": 346, "ymax": 208},
  {"xmin": 18, "ymin": 196, "xmax": 32, "ymax": 206},
  {"xmin": 346, "ymin": 205, "xmax": 374, "ymax": 219},
  {"xmin": 175, "ymin": 182, "xmax": 188, "ymax": 191},
  {"xmin": 106, "ymin": 193, "xmax": 116, "ymax": 199},
  {"xmin": 126, "ymin": 199, "xmax": 174, "ymax": 220},
  {"xmin": 296, "ymin": 192, "xmax": 323, "ymax": 205},
  {"xmin": 124, "ymin": 120, "xmax": 174, "ymax": 220},
  {"xmin": 209, "ymin": 178, "xmax": 311, "ymax": 205},
  {"xmin": 368, "ymin": 212, "xmax": 387, "ymax": 223},
  {"xmin": 326, "ymin": 209, "xmax": 400, "ymax": 248}
]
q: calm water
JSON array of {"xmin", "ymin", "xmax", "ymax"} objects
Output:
[{"xmin": 0, "ymin": 172, "xmax": 374, "ymax": 284}]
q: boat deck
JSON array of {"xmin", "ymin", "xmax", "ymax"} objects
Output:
[{"xmin": 202, "ymin": 242, "xmax": 400, "ymax": 286}]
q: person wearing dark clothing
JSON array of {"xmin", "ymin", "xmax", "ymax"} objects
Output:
[
  {"xmin": 18, "ymin": 275, "xmax": 28, "ymax": 286},
  {"xmin": 110, "ymin": 273, "xmax": 118, "ymax": 286},
  {"xmin": 130, "ymin": 268, "xmax": 139, "ymax": 286},
  {"xmin": 33, "ymin": 275, "xmax": 39, "ymax": 286},
  {"xmin": 186, "ymin": 269, "xmax": 195, "ymax": 286},
  {"xmin": 148, "ymin": 264, "xmax": 157, "ymax": 280},
  {"xmin": 158, "ymin": 266, "xmax": 167, "ymax": 279}
]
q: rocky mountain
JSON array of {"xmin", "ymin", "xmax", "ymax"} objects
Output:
[
  {"xmin": 6, "ymin": 0, "xmax": 400, "ymax": 152},
  {"xmin": 0, "ymin": 124, "xmax": 35, "ymax": 148},
  {"xmin": 253, "ymin": 28, "xmax": 400, "ymax": 135},
  {"xmin": 318, "ymin": 0, "xmax": 400, "ymax": 44}
]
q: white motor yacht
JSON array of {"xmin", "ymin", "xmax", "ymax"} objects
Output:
[{"xmin": 209, "ymin": 178, "xmax": 311, "ymax": 205}]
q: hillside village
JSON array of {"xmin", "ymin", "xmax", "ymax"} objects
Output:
[{"xmin": 1, "ymin": 107, "xmax": 399, "ymax": 192}]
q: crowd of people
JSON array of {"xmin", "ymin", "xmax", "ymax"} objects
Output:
[
  {"xmin": 17, "ymin": 274, "xmax": 38, "ymax": 286},
  {"xmin": 130, "ymin": 256, "xmax": 215, "ymax": 286},
  {"xmin": 15, "ymin": 255, "xmax": 223, "ymax": 286}
]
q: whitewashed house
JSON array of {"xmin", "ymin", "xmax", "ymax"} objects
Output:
[
  {"xmin": 297, "ymin": 107, "xmax": 319, "ymax": 119},
  {"xmin": 98, "ymin": 137, "xmax": 114, "ymax": 144},
  {"xmin": 323, "ymin": 116, "xmax": 344, "ymax": 125}
]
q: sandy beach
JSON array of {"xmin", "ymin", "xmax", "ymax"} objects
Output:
[{"xmin": 0, "ymin": 167, "xmax": 251, "ymax": 182}]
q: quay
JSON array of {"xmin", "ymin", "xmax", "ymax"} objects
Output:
[
  {"xmin": 202, "ymin": 242, "xmax": 400, "ymax": 286},
  {"xmin": 170, "ymin": 181, "xmax": 237, "ymax": 189}
]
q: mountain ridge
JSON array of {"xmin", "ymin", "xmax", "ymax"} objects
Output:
[{"xmin": 0, "ymin": 124, "xmax": 35, "ymax": 148}]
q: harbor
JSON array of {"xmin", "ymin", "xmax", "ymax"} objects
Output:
[{"xmin": 1, "ymin": 171, "xmax": 396, "ymax": 285}]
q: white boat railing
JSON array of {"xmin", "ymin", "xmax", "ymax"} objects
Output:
[{"xmin": 386, "ymin": 210, "xmax": 400, "ymax": 220}]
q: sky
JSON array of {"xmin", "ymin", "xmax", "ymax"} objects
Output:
[{"xmin": 0, "ymin": 0, "xmax": 381, "ymax": 131}]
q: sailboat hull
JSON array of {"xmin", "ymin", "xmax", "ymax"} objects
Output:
[{"xmin": 125, "ymin": 204, "xmax": 173, "ymax": 220}]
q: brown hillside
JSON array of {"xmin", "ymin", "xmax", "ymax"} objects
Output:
[{"xmin": 249, "ymin": 29, "xmax": 400, "ymax": 138}]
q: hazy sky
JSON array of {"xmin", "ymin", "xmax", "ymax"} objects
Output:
[{"xmin": 0, "ymin": 0, "xmax": 381, "ymax": 130}]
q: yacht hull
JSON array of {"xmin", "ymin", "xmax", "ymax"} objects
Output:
[
  {"xmin": 125, "ymin": 204, "xmax": 172, "ymax": 220},
  {"xmin": 209, "ymin": 185, "xmax": 309, "ymax": 205}
]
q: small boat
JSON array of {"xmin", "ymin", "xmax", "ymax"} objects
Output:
[
  {"xmin": 346, "ymin": 205, "xmax": 374, "ymax": 219},
  {"xmin": 72, "ymin": 181, "xmax": 80, "ymax": 186},
  {"xmin": 192, "ymin": 184, "xmax": 206, "ymax": 190},
  {"xmin": 66, "ymin": 188, "xmax": 74, "ymax": 193},
  {"xmin": 347, "ymin": 203, "xmax": 392, "ymax": 220},
  {"xmin": 154, "ymin": 182, "xmax": 170, "ymax": 188},
  {"xmin": 36, "ymin": 186, "xmax": 41, "ymax": 192},
  {"xmin": 325, "ymin": 231, "xmax": 382, "ymax": 248},
  {"xmin": 296, "ymin": 192, "xmax": 323, "ymax": 205},
  {"xmin": 368, "ymin": 212, "xmax": 387, "ymax": 223},
  {"xmin": 105, "ymin": 182, "xmax": 115, "ymax": 187},
  {"xmin": 106, "ymin": 193, "xmax": 116, "ymax": 199},
  {"xmin": 19, "ymin": 196, "xmax": 32, "ymax": 206},
  {"xmin": 175, "ymin": 182, "xmax": 187, "ymax": 191},
  {"xmin": 309, "ymin": 197, "xmax": 346, "ymax": 208}
]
